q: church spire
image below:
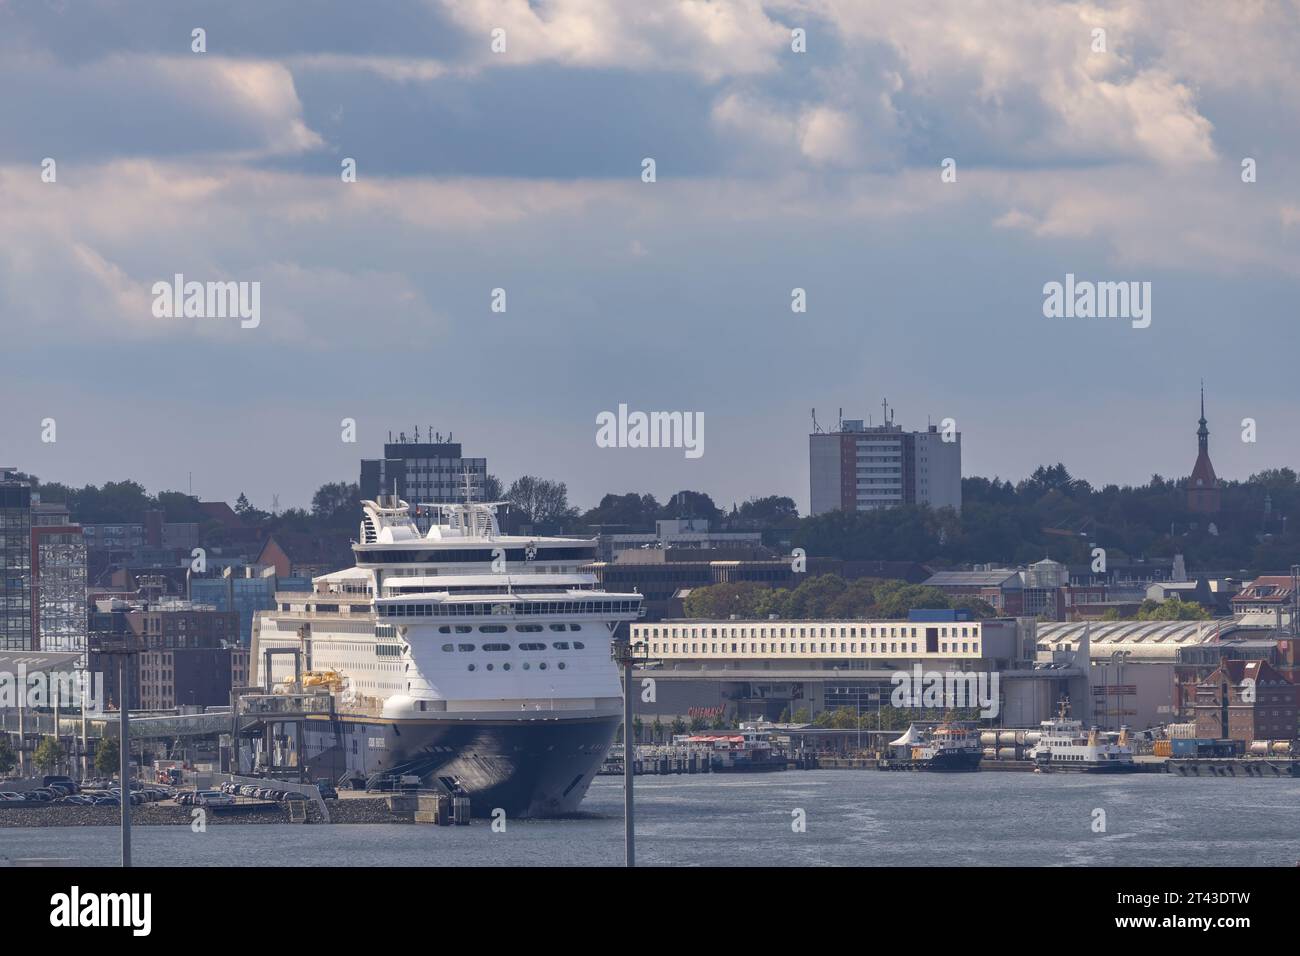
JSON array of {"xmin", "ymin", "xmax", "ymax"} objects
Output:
[
  {"xmin": 1197, "ymin": 379, "xmax": 1209, "ymax": 450},
  {"xmin": 1189, "ymin": 381, "xmax": 1220, "ymax": 514}
]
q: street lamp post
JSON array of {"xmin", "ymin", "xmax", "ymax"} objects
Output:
[
  {"xmin": 119, "ymin": 652, "xmax": 131, "ymax": 867},
  {"xmin": 611, "ymin": 636, "xmax": 646, "ymax": 868},
  {"xmin": 106, "ymin": 644, "xmax": 138, "ymax": 868}
]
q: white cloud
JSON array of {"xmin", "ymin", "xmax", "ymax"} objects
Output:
[{"xmin": 434, "ymin": 0, "xmax": 789, "ymax": 78}]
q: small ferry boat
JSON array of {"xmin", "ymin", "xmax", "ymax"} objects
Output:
[
  {"xmin": 1026, "ymin": 698, "xmax": 1138, "ymax": 772},
  {"xmin": 705, "ymin": 728, "xmax": 788, "ymax": 773}
]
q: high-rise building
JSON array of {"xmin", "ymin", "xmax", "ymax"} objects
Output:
[
  {"xmin": 31, "ymin": 499, "xmax": 88, "ymax": 663},
  {"xmin": 360, "ymin": 431, "xmax": 488, "ymax": 504},
  {"xmin": 0, "ymin": 468, "xmax": 33, "ymax": 650},
  {"xmin": 809, "ymin": 411, "xmax": 961, "ymax": 515},
  {"xmin": 1188, "ymin": 384, "xmax": 1221, "ymax": 514}
]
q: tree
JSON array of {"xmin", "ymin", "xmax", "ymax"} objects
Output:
[
  {"xmin": 1136, "ymin": 597, "xmax": 1211, "ymax": 621},
  {"xmin": 731, "ymin": 495, "xmax": 800, "ymax": 529},
  {"xmin": 95, "ymin": 738, "xmax": 120, "ymax": 777},
  {"xmin": 670, "ymin": 717, "xmax": 688, "ymax": 737},
  {"xmin": 581, "ymin": 492, "xmax": 660, "ymax": 531},
  {"xmin": 481, "ymin": 474, "xmax": 504, "ymax": 501},
  {"xmin": 33, "ymin": 736, "xmax": 64, "ymax": 773},
  {"xmin": 660, "ymin": 490, "xmax": 722, "ymax": 524},
  {"xmin": 0, "ymin": 735, "xmax": 16, "ymax": 775},
  {"xmin": 506, "ymin": 476, "xmax": 579, "ymax": 531},
  {"xmin": 155, "ymin": 491, "xmax": 208, "ymax": 523},
  {"xmin": 311, "ymin": 482, "xmax": 360, "ymax": 527}
]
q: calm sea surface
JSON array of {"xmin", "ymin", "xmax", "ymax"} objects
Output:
[{"xmin": 3, "ymin": 772, "xmax": 1297, "ymax": 866}]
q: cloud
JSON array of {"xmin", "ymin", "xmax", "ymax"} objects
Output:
[
  {"xmin": 0, "ymin": 53, "xmax": 322, "ymax": 162},
  {"xmin": 434, "ymin": 0, "xmax": 790, "ymax": 78}
]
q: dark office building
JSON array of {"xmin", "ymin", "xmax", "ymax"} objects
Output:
[
  {"xmin": 360, "ymin": 434, "xmax": 488, "ymax": 504},
  {"xmin": 0, "ymin": 469, "xmax": 33, "ymax": 651}
]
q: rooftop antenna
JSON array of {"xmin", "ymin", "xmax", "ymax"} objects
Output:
[
  {"xmin": 811, "ymin": 408, "xmax": 822, "ymax": 434},
  {"xmin": 414, "ymin": 425, "xmax": 420, "ymax": 442},
  {"xmin": 388, "ymin": 431, "xmax": 392, "ymax": 442},
  {"xmin": 837, "ymin": 407, "xmax": 843, "ymax": 431},
  {"xmin": 271, "ymin": 493, "xmax": 280, "ymax": 516}
]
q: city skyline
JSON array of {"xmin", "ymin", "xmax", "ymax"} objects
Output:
[{"xmin": 2, "ymin": 387, "xmax": 1264, "ymax": 517}]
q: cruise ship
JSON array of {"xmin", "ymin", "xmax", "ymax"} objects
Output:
[{"xmin": 251, "ymin": 492, "xmax": 643, "ymax": 816}]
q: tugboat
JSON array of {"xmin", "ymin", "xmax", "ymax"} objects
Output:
[
  {"xmin": 884, "ymin": 722, "xmax": 983, "ymax": 771},
  {"xmin": 1026, "ymin": 698, "xmax": 1138, "ymax": 772},
  {"xmin": 910, "ymin": 722, "xmax": 983, "ymax": 772}
]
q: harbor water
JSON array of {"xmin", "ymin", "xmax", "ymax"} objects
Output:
[{"xmin": 3, "ymin": 771, "xmax": 1297, "ymax": 866}]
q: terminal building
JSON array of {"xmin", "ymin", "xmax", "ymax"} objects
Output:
[{"xmin": 628, "ymin": 611, "xmax": 1083, "ymax": 729}]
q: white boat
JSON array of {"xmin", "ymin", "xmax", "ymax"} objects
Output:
[
  {"xmin": 252, "ymin": 490, "xmax": 642, "ymax": 816},
  {"xmin": 1026, "ymin": 698, "xmax": 1137, "ymax": 772}
]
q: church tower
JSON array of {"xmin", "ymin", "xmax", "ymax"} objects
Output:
[{"xmin": 1188, "ymin": 383, "xmax": 1221, "ymax": 514}]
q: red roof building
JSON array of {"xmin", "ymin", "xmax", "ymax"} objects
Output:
[{"xmin": 1193, "ymin": 659, "xmax": 1296, "ymax": 742}]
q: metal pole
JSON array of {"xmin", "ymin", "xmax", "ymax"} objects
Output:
[
  {"xmin": 119, "ymin": 654, "xmax": 131, "ymax": 868},
  {"xmin": 623, "ymin": 653, "xmax": 634, "ymax": 868}
]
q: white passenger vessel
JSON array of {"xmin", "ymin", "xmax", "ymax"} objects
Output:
[
  {"xmin": 1026, "ymin": 699, "xmax": 1137, "ymax": 772},
  {"xmin": 252, "ymin": 492, "xmax": 642, "ymax": 816}
]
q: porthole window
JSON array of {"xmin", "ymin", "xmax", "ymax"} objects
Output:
[
  {"xmin": 573, "ymin": 642, "xmax": 585, "ymax": 650},
  {"xmin": 539, "ymin": 662, "xmax": 548, "ymax": 670},
  {"xmin": 502, "ymin": 663, "xmax": 511, "ymax": 671},
  {"xmin": 549, "ymin": 624, "xmax": 567, "ymax": 632},
  {"xmin": 440, "ymin": 643, "xmax": 453, "ymax": 652},
  {"xmin": 455, "ymin": 625, "xmax": 473, "ymax": 634},
  {"xmin": 480, "ymin": 625, "xmax": 507, "ymax": 634},
  {"xmin": 522, "ymin": 663, "xmax": 530, "ymax": 670},
  {"xmin": 439, "ymin": 626, "xmax": 451, "ymax": 634},
  {"xmin": 552, "ymin": 642, "xmax": 570, "ymax": 650},
  {"xmin": 482, "ymin": 643, "xmax": 510, "ymax": 652},
  {"xmin": 486, "ymin": 663, "xmax": 494, "ymax": 671},
  {"xmin": 569, "ymin": 624, "xmax": 581, "ymax": 631},
  {"xmin": 467, "ymin": 664, "xmax": 476, "ymax": 672},
  {"xmin": 558, "ymin": 662, "xmax": 566, "ymax": 670},
  {"xmin": 457, "ymin": 644, "xmax": 475, "ymax": 652}
]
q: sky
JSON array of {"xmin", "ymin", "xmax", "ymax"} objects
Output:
[{"xmin": 1, "ymin": 0, "xmax": 1298, "ymax": 516}]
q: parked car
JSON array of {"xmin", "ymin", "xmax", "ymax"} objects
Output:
[
  {"xmin": 92, "ymin": 796, "xmax": 119, "ymax": 806},
  {"xmin": 315, "ymin": 780, "xmax": 339, "ymax": 800},
  {"xmin": 0, "ymin": 791, "xmax": 25, "ymax": 802},
  {"xmin": 196, "ymin": 790, "xmax": 235, "ymax": 808},
  {"xmin": 23, "ymin": 789, "xmax": 54, "ymax": 802}
]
